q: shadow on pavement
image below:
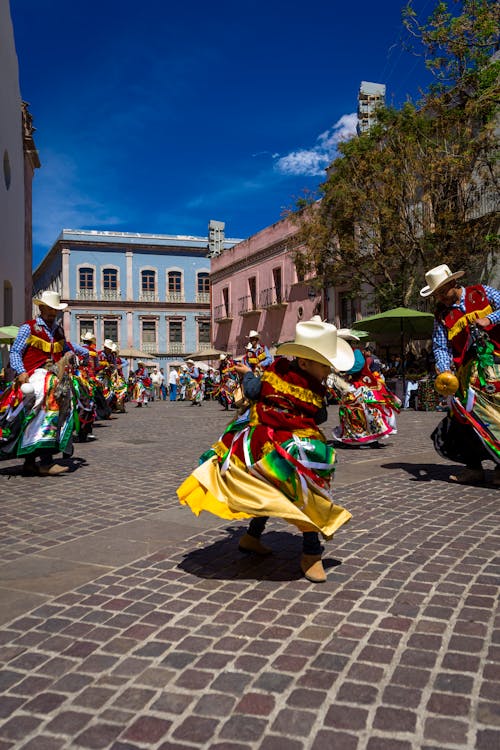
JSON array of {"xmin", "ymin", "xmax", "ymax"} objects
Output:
[
  {"xmin": 381, "ymin": 461, "xmax": 457, "ymax": 482},
  {"xmin": 178, "ymin": 526, "xmax": 342, "ymax": 582}
]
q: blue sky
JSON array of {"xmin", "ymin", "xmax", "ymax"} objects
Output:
[{"xmin": 11, "ymin": 0, "xmax": 435, "ymax": 267}]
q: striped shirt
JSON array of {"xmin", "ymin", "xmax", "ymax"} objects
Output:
[
  {"xmin": 432, "ymin": 285, "xmax": 500, "ymax": 373},
  {"xmin": 9, "ymin": 316, "xmax": 89, "ymax": 375}
]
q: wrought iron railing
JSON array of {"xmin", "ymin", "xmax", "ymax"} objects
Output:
[
  {"xmin": 214, "ymin": 304, "xmax": 232, "ymax": 321},
  {"xmin": 259, "ymin": 287, "xmax": 289, "ymax": 308},
  {"xmin": 238, "ymin": 295, "xmax": 260, "ymax": 315}
]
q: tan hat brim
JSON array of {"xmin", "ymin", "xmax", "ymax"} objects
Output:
[
  {"xmin": 420, "ymin": 270, "xmax": 464, "ymax": 297},
  {"xmin": 34, "ymin": 298, "xmax": 68, "ymax": 310},
  {"xmin": 276, "ymin": 338, "xmax": 354, "ymax": 372}
]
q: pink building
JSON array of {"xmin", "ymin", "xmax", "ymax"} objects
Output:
[{"xmin": 210, "ymin": 216, "xmax": 323, "ymax": 356}]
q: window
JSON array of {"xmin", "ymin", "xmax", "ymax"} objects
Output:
[
  {"xmin": 3, "ymin": 281, "xmax": 13, "ymax": 325},
  {"xmin": 248, "ymin": 277, "xmax": 257, "ymax": 308},
  {"xmin": 223, "ymin": 287, "xmax": 230, "ymax": 317},
  {"xmin": 273, "ymin": 267, "xmax": 282, "ymax": 304},
  {"xmin": 103, "ymin": 268, "xmax": 118, "ymax": 290},
  {"xmin": 198, "ymin": 319, "xmax": 210, "ymax": 344},
  {"xmin": 168, "ymin": 271, "xmax": 182, "ymax": 293},
  {"xmin": 79, "ymin": 319, "xmax": 95, "ymax": 339},
  {"xmin": 142, "ymin": 320, "xmax": 156, "ymax": 344},
  {"xmin": 197, "ymin": 273, "xmax": 209, "ymax": 294},
  {"xmin": 103, "ymin": 319, "xmax": 118, "ymax": 341},
  {"xmin": 339, "ymin": 293, "xmax": 355, "ymax": 327},
  {"xmin": 79, "ymin": 267, "xmax": 94, "ymax": 290},
  {"xmin": 141, "ymin": 270, "xmax": 156, "ymax": 292},
  {"xmin": 169, "ymin": 320, "xmax": 182, "ymax": 343}
]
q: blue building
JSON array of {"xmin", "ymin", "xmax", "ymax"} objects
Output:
[{"xmin": 32, "ymin": 228, "xmax": 241, "ymax": 371}]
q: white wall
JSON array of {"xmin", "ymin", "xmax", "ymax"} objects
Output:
[{"xmin": 0, "ymin": 0, "xmax": 26, "ymax": 326}]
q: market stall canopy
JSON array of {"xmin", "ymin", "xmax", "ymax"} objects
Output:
[
  {"xmin": 118, "ymin": 347, "xmax": 156, "ymax": 359},
  {"xmin": 184, "ymin": 349, "xmax": 227, "ymax": 361},
  {"xmin": 351, "ymin": 308, "xmax": 434, "ymax": 339},
  {"xmin": 0, "ymin": 325, "xmax": 19, "ymax": 342}
]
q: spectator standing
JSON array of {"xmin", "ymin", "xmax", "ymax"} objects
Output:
[{"xmin": 168, "ymin": 367, "xmax": 179, "ymax": 402}]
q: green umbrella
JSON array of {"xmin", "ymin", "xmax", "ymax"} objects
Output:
[
  {"xmin": 351, "ymin": 307, "xmax": 435, "ymax": 390},
  {"xmin": 0, "ymin": 325, "xmax": 19, "ymax": 343},
  {"xmin": 351, "ymin": 307, "xmax": 434, "ymax": 339}
]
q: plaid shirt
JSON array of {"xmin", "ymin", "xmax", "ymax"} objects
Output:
[
  {"xmin": 432, "ymin": 285, "xmax": 500, "ymax": 373},
  {"xmin": 10, "ymin": 316, "xmax": 89, "ymax": 375}
]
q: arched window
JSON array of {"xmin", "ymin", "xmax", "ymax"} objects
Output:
[
  {"xmin": 167, "ymin": 271, "xmax": 183, "ymax": 302},
  {"xmin": 140, "ymin": 270, "xmax": 157, "ymax": 301},
  {"xmin": 197, "ymin": 272, "xmax": 210, "ymax": 302},
  {"xmin": 102, "ymin": 268, "xmax": 119, "ymax": 300},
  {"xmin": 78, "ymin": 267, "xmax": 95, "ymax": 300}
]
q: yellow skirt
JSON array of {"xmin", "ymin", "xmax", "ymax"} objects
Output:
[{"xmin": 177, "ymin": 456, "xmax": 351, "ymax": 540}]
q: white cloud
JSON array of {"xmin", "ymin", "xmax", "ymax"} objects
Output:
[{"xmin": 274, "ymin": 112, "xmax": 358, "ymax": 177}]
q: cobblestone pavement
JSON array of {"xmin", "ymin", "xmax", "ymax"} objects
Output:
[{"xmin": 0, "ymin": 400, "xmax": 498, "ymax": 750}]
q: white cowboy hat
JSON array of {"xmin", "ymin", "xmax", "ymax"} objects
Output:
[
  {"xmin": 111, "ymin": 343, "xmax": 118, "ymax": 352},
  {"xmin": 103, "ymin": 339, "xmax": 114, "ymax": 349},
  {"xmin": 420, "ymin": 264, "xmax": 464, "ymax": 297},
  {"xmin": 33, "ymin": 290, "xmax": 67, "ymax": 310},
  {"xmin": 248, "ymin": 330, "xmax": 260, "ymax": 338},
  {"xmin": 337, "ymin": 328, "xmax": 361, "ymax": 342},
  {"xmin": 245, "ymin": 342, "xmax": 253, "ymax": 350},
  {"xmin": 186, "ymin": 359, "xmax": 195, "ymax": 365},
  {"xmin": 276, "ymin": 319, "xmax": 354, "ymax": 372},
  {"xmin": 219, "ymin": 353, "xmax": 227, "ymax": 360},
  {"xmin": 81, "ymin": 331, "xmax": 96, "ymax": 342}
]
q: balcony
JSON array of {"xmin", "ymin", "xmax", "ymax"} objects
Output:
[
  {"xmin": 141, "ymin": 342, "xmax": 158, "ymax": 354},
  {"xmin": 102, "ymin": 289, "xmax": 121, "ymax": 301},
  {"xmin": 77, "ymin": 289, "xmax": 97, "ymax": 301},
  {"xmin": 167, "ymin": 341, "xmax": 184, "ymax": 355},
  {"xmin": 259, "ymin": 287, "xmax": 289, "ymax": 309},
  {"xmin": 166, "ymin": 292, "xmax": 184, "ymax": 303},
  {"xmin": 238, "ymin": 295, "xmax": 261, "ymax": 317},
  {"xmin": 139, "ymin": 292, "xmax": 159, "ymax": 303},
  {"xmin": 214, "ymin": 304, "xmax": 233, "ymax": 322},
  {"xmin": 196, "ymin": 292, "xmax": 210, "ymax": 304}
]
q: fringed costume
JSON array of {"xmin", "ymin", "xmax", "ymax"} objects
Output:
[{"xmin": 177, "ymin": 357, "xmax": 351, "ymax": 540}]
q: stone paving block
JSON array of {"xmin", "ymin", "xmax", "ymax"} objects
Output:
[{"xmin": 0, "ymin": 405, "xmax": 498, "ymax": 749}]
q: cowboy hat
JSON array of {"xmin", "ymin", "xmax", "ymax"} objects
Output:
[
  {"xmin": 81, "ymin": 331, "xmax": 96, "ymax": 342},
  {"xmin": 248, "ymin": 330, "xmax": 260, "ymax": 338},
  {"xmin": 276, "ymin": 319, "xmax": 354, "ymax": 372},
  {"xmin": 186, "ymin": 359, "xmax": 195, "ymax": 365},
  {"xmin": 245, "ymin": 342, "xmax": 254, "ymax": 350},
  {"xmin": 420, "ymin": 264, "xmax": 464, "ymax": 297},
  {"xmin": 337, "ymin": 328, "xmax": 361, "ymax": 342},
  {"xmin": 111, "ymin": 343, "xmax": 118, "ymax": 352},
  {"xmin": 33, "ymin": 290, "xmax": 67, "ymax": 310},
  {"xmin": 219, "ymin": 353, "xmax": 227, "ymax": 360},
  {"xmin": 103, "ymin": 339, "xmax": 114, "ymax": 349}
]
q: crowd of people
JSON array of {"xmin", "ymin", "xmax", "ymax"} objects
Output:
[{"xmin": 1, "ymin": 262, "xmax": 498, "ymax": 582}]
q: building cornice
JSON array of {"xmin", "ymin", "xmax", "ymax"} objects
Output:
[{"xmin": 211, "ymin": 240, "xmax": 301, "ymax": 283}]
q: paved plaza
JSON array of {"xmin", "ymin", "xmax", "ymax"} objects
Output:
[{"xmin": 0, "ymin": 399, "xmax": 498, "ymax": 750}]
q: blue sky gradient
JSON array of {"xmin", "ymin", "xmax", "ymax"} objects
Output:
[{"xmin": 11, "ymin": 0, "xmax": 435, "ymax": 267}]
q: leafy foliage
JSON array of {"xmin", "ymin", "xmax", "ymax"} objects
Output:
[{"xmin": 291, "ymin": 0, "xmax": 499, "ymax": 313}]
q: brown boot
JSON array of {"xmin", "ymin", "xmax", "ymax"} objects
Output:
[
  {"xmin": 238, "ymin": 533, "xmax": 272, "ymax": 556},
  {"xmin": 449, "ymin": 468, "xmax": 485, "ymax": 485},
  {"xmin": 300, "ymin": 554, "xmax": 326, "ymax": 583},
  {"xmin": 38, "ymin": 463, "xmax": 69, "ymax": 476}
]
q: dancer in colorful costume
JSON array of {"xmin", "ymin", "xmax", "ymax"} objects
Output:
[
  {"xmin": 186, "ymin": 359, "xmax": 204, "ymax": 406},
  {"xmin": 0, "ymin": 291, "xmax": 88, "ymax": 475},
  {"xmin": 331, "ymin": 348, "xmax": 401, "ymax": 446},
  {"xmin": 80, "ymin": 332, "xmax": 111, "ymax": 421},
  {"xmin": 177, "ymin": 319, "xmax": 354, "ymax": 583},
  {"xmin": 130, "ymin": 361, "xmax": 152, "ymax": 407},
  {"xmin": 420, "ymin": 264, "xmax": 500, "ymax": 485},
  {"xmin": 216, "ymin": 354, "xmax": 240, "ymax": 410},
  {"xmin": 244, "ymin": 329, "xmax": 273, "ymax": 375}
]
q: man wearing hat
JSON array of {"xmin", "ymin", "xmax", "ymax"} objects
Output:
[
  {"xmin": 421, "ymin": 264, "xmax": 500, "ymax": 485},
  {"xmin": 178, "ymin": 318, "xmax": 355, "ymax": 583},
  {"xmin": 7, "ymin": 290, "xmax": 89, "ymax": 475},
  {"xmin": 245, "ymin": 330, "xmax": 273, "ymax": 373}
]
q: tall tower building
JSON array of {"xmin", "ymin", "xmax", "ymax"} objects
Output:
[{"xmin": 357, "ymin": 81, "xmax": 386, "ymax": 135}]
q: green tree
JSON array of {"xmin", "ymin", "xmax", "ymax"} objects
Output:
[{"xmin": 293, "ymin": 0, "xmax": 499, "ymax": 312}]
